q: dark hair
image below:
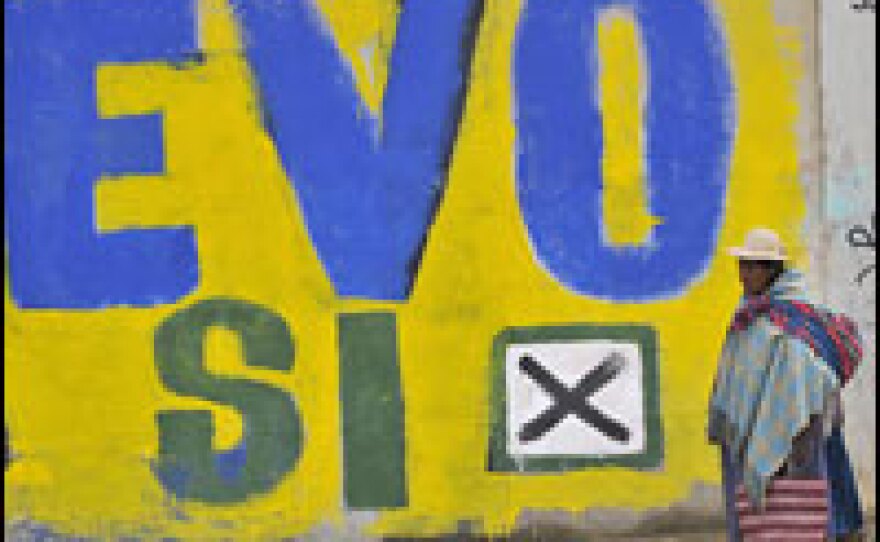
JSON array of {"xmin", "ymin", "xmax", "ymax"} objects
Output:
[{"xmin": 756, "ymin": 259, "xmax": 787, "ymax": 284}]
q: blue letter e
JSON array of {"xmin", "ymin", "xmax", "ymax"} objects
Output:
[{"xmin": 4, "ymin": 0, "xmax": 199, "ymax": 309}]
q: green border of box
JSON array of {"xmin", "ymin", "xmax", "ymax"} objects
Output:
[{"xmin": 487, "ymin": 324, "xmax": 664, "ymax": 473}]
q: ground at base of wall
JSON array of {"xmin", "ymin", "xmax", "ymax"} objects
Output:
[
  {"xmin": 380, "ymin": 514, "xmax": 876, "ymax": 542},
  {"xmin": 4, "ymin": 520, "xmax": 875, "ymax": 541},
  {"xmin": 385, "ymin": 523, "xmax": 876, "ymax": 542}
]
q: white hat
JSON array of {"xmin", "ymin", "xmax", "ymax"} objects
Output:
[{"xmin": 727, "ymin": 227, "xmax": 789, "ymax": 261}]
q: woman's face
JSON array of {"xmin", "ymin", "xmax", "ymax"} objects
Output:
[{"xmin": 738, "ymin": 259, "xmax": 777, "ymax": 296}]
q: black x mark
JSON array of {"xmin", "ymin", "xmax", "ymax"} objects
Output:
[{"xmin": 517, "ymin": 353, "xmax": 630, "ymax": 444}]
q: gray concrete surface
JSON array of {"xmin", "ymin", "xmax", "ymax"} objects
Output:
[{"xmin": 818, "ymin": 0, "xmax": 877, "ymax": 512}]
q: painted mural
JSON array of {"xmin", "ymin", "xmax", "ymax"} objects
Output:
[{"xmin": 5, "ymin": 0, "xmax": 810, "ymax": 538}]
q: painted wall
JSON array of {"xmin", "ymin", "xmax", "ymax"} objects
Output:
[
  {"xmin": 820, "ymin": 0, "xmax": 877, "ymax": 513},
  {"xmin": 4, "ymin": 0, "xmax": 872, "ymax": 538}
]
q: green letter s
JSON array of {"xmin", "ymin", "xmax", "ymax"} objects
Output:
[{"xmin": 153, "ymin": 298, "xmax": 302, "ymax": 503}]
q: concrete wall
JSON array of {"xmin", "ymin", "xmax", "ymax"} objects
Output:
[
  {"xmin": 4, "ymin": 0, "xmax": 874, "ymax": 539},
  {"xmin": 819, "ymin": 0, "xmax": 877, "ymax": 513}
]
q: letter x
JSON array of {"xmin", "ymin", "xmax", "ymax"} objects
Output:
[{"xmin": 517, "ymin": 352, "xmax": 630, "ymax": 444}]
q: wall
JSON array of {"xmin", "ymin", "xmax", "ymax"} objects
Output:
[
  {"xmin": 819, "ymin": 0, "xmax": 877, "ymax": 513},
  {"xmin": 4, "ymin": 0, "xmax": 873, "ymax": 539}
]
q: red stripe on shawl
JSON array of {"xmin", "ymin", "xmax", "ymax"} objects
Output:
[
  {"xmin": 831, "ymin": 314, "xmax": 862, "ymax": 380},
  {"xmin": 732, "ymin": 299, "xmax": 861, "ymax": 383},
  {"xmin": 792, "ymin": 300, "xmax": 854, "ymax": 379}
]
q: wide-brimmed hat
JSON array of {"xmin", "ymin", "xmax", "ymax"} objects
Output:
[{"xmin": 727, "ymin": 227, "xmax": 789, "ymax": 261}]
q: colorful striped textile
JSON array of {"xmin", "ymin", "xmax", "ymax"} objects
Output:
[
  {"xmin": 708, "ymin": 314, "xmax": 838, "ymax": 509},
  {"xmin": 735, "ymin": 479, "xmax": 829, "ymax": 541},
  {"xmin": 711, "ymin": 270, "xmax": 865, "ymax": 538},
  {"xmin": 730, "ymin": 293, "xmax": 863, "ymax": 385}
]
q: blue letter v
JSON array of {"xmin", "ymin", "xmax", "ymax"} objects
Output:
[{"xmin": 231, "ymin": 0, "xmax": 484, "ymax": 300}]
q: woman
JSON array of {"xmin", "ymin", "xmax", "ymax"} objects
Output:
[{"xmin": 708, "ymin": 228, "xmax": 865, "ymax": 541}]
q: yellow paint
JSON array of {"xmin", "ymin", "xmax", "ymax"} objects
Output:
[
  {"xmin": 5, "ymin": 0, "xmax": 807, "ymax": 538},
  {"xmin": 597, "ymin": 9, "xmax": 662, "ymax": 246}
]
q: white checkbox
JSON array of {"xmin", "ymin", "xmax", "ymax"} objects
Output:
[{"xmin": 506, "ymin": 341, "xmax": 646, "ymax": 457}]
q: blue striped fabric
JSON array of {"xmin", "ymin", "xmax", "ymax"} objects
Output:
[
  {"xmin": 732, "ymin": 295, "xmax": 862, "ymax": 384},
  {"xmin": 826, "ymin": 426, "xmax": 865, "ymax": 537}
]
